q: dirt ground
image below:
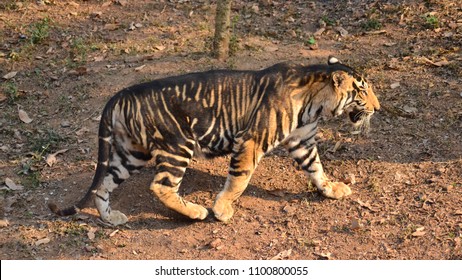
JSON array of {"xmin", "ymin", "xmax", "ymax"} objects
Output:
[{"xmin": 0, "ymin": 0, "xmax": 461, "ymax": 260}]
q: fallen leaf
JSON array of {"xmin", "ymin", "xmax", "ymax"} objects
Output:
[
  {"xmin": 4, "ymin": 178, "xmax": 24, "ymax": 191},
  {"xmin": 270, "ymin": 249, "xmax": 292, "ymax": 260},
  {"xmin": 75, "ymin": 127, "xmax": 89, "ymax": 136},
  {"xmin": 411, "ymin": 226, "xmax": 426, "ymax": 237},
  {"xmin": 104, "ymin": 23, "xmax": 120, "ymax": 31},
  {"xmin": 35, "ymin": 238, "xmax": 51, "ymax": 246},
  {"xmin": 390, "ymin": 82, "xmax": 400, "ymax": 89},
  {"xmin": 0, "ymin": 219, "xmax": 10, "ymax": 227},
  {"xmin": 314, "ymin": 251, "xmax": 332, "ymax": 260},
  {"xmin": 3, "ymin": 71, "xmax": 18, "ymax": 79},
  {"xmin": 355, "ymin": 199, "xmax": 377, "ymax": 212},
  {"xmin": 18, "ymin": 109, "xmax": 33, "ymax": 123},
  {"xmin": 4, "ymin": 195, "xmax": 18, "ymax": 212},
  {"xmin": 411, "ymin": 230, "xmax": 426, "ymax": 237},
  {"xmin": 314, "ymin": 27, "xmax": 325, "ymax": 36},
  {"xmin": 109, "ymin": 229, "xmax": 119, "ymax": 237},
  {"xmin": 87, "ymin": 227, "xmax": 97, "ymax": 240},
  {"xmin": 101, "ymin": 1, "xmax": 112, "ymax": 8},
  {"xmin": 135, "ymin": 64, "xmax": 146, "ymax": 71},
  {"xmin": 0, "ymin": 92, "xmax": 7, "ymax": 103},
  {"xmin": 45, "ymin": 149, "xmax": 69, "ymax": 167},
  {"xmin": 422, "ymin": 57, "xmax": 451, "ymax": 67},
  {"xmin": 334, "ymin": 26, "xmax": 349, "ymax": 37}
]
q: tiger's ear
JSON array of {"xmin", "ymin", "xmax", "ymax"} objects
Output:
[
  {"xmin": 331, "ymin": 71, "xmax": 347, "ymax": 88},
  {"xmin": 328, "ymin": 56, "xmax": 341, "ymax": 65}
]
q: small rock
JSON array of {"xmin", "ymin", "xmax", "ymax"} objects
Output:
[
  {"xmin": 35, "ymin": 238, "xmax": 51, "ymax": 246},
  {"xmin": 390, "ymin": 82, "xmax": 400, "ymax": 89},
  {"xmin": 61, "ymin": 120, "xmax": 71, "ymax": 127},
  {"xmin": 314, "ymin": 27, "xmax": 325, "ymax": 36},
  {"xmin": 84, "ymin": 245, "xmax": 96, "ymax": 252},
  {"xmin": 334, "ymin": 26, "xmax": 349, "ymax": 37},
  {"xmin": 210, "ymin": 238, "xmax": 222, "ymax": 249},
  {"xmin": 282, "ymin": 205, "xmax": 295, "ymax": 214}
]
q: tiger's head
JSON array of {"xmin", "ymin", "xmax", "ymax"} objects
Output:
[{"xmin": 328, "ymin": 57, "xmax": 380, "ymax": 133}]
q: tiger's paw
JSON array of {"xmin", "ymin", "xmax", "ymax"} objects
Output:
[
  {"xmin": 319, "ymin": 181, "xmax": 352, "ymax": 199},
  {"xmin": 104, "ymin": 210, "xmax": 129, "ymax": 226},
  {"xmin": 184, "ymin": 202, "xmax": 209, "ymax": 220},
  {"xmin": 212, "ymin": 199, "xmax": 234, "ymax": 223}
]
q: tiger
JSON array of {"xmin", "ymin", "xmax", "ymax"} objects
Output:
[{"xmin": 48, "ymin": 56, "xmax": 380, "ymax": 225}]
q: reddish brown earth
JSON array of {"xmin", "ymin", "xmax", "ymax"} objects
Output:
[{"xmin": 0, "ymin": 0, "xmax": 461, "ymax": 260}]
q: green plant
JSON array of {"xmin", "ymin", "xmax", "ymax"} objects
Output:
[
  {"xmin": 321, "ymin": 16, "xmax": 335, "ymax": 26},
  {"xmin": 423, "ymin": 14, "xmax": 439, "ymax": 29},
  {"xmin": 361, "ymin": 19, "xmax": 382, "ymax": 31},
  {"xmin": 71, "ymin": 37, "xmax": 88, "ymax": 63},
  {"xmin": 306, "ymin": 36, "xmax": 316, "ymax": 46},
  {"xmin": 2, "ymin": 81, "xmax": 18, "ymax": 102},
  {"xmin": 29, "ymin": 17, "xmax": 51, "ymax": 45}
]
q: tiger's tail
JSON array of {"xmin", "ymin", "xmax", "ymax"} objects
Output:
[{"xmin": 48, "ymin": 104, "xmax": 114, "ymax": 217}]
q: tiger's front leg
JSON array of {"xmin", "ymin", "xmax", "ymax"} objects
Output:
[
  {"xmin": 213, "ymin": 138, "xmax": 264, "ymax": 223},
  {"xmin": 288, "ymin": 137, "xmax": 352, "ymax": 199},
  {"xmin": 150, "ymin": 151, "xmax": 209, "ymax": 220}
]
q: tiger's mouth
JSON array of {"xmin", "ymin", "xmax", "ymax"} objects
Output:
[
  {"xmin": 348, "ymin": 109, "xmax": 363, "ymax": 124},
  {"xmin": 348, "ymin": 109, "xmax": 373, "ymax": 133}
]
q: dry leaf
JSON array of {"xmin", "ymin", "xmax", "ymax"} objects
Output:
[
  {"xmin": 411, "ymin": 227, "xmax": 426, "ymax": 237},
  {"xmin": 5, "ymin": 178, "xmax": 24, "ymax": 191},
  {"xmin": 334, "ymin": 26, "xmax": 349, "ymax": 37},
  {"xmin": 104, "ymin": 23, "xmax": 120, "ymax": 31},
  {"xmin": 35, "ymin": 238, "xmax": 51, "ymax": 246},
  {"xmin": 75, "ymin": 127, "xmax": 89, "ymax": 136},
  {"xmin": 356, "ymin": 199, "xmax": 377, "ymax": 212},
  {"xmin": 351, "ymin": 218, "xmax": 361, "ymax": 230},
  {"xmin": 390, "ymin": 82, "xmax": 401, "ymax": 89},
  {"xmin": 154, "ymin": 45, "xmax": 166, "ymax": 51},
  {"xmin": 101, "ymin": 1, "xmax": 112, "ymax": 7},
  {"xmin": 87, "ymin": 227, "xmax": 97, "ymax": 240},
  {"xmin": 18, "ymin": 109, "xmax": 33, "ymax": 123},
  {"xmin": 135, "ymin": 64, "xmax": 146, "ymax": 71},
  {"xmin": 3, "ymin": 71, "xmax": 18, "ymax": 79},
  {"xmin": 0, "ymin": 92, "xmax": 7, "ymax": 103},
  {"xmin": 45, "ymin": 149, "xmax": 69, "ymax": 167},
  {"xmin": 0, "ymin": 219, "xmax": 10, "ymax": 227},
  {"xmin": 314, "ymin": 251, "xmax": 332, "ymax": 259},
  {"xmin": 270, "ymin": 249, "xmax": 292, "ymax": 260},
  {"xmin": 422, "ymin": 57, "xmax": 451, "ymax": 67},
  {"xmin": 109, "ymin": 229, "xmax": 119, "ymax": 237}
]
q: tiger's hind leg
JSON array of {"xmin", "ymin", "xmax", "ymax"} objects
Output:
[
  {"xmin": 150, "ymin": 149, "xmax": 208, "ymax": 220},
  {"xmin": 95, "ymin": 137, "xmax": 152, "ymax": 226},
  {"xmin": 213, "ymin": 137, "xmax": 264, "ymax": 223}
]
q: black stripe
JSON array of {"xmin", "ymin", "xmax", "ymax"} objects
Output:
[
  {"xmin": 155, "ymin": 155, "xmax": 189, "ymax": 168},
  {"xmin": 130, "ymin": 150, "xmax": 152, "ymax": 161},
  {"xmin": 154, "ymin": 177, "xmax": 174, "ymax": 188},
  {"xmin": 229, "ymin": 169, "xmax": 250, "ymax": 177},
  {"xmin": 301, "ymin": 156, "xmax": 316, "ymax": 169},
  {"xmin": 156, "ymin": 164, "xmax": 185, "ymax": 178}
]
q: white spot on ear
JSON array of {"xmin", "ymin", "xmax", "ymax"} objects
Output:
[{"xmin": 328, "ymin": 56, "xmax": 340, "ymax": 65}]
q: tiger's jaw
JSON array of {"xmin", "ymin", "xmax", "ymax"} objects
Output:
[{"xmin": 347, "ymin": 108, "xmax": 374, "ymax": 134}]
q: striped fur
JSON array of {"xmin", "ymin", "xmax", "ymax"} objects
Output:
[{"xmin": 48, "ymin": 57, "xmax": 380, "ymax": 225}]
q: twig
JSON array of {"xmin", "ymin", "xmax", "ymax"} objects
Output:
[{"xmin": 381, "ymin": 103, "xmax": 416, "ymax": 119}]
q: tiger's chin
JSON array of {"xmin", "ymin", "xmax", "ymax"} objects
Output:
[{"xmin": 348, "ymin": 109, "xmax": 372, "ymax": 134}]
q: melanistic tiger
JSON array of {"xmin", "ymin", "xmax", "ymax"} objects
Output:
[{"xmin": 49, "ymin": 57, "xmax": 380, "ymax": 225}]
